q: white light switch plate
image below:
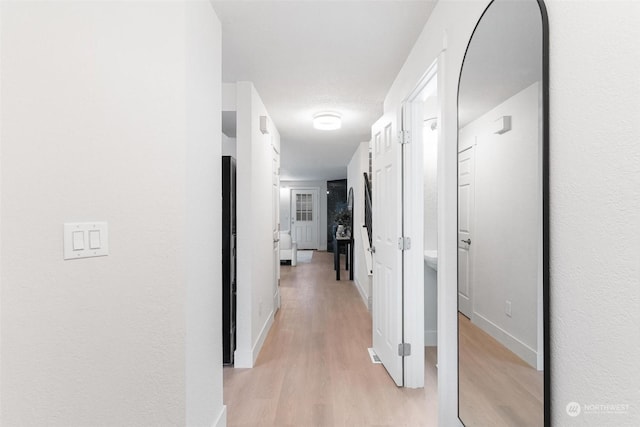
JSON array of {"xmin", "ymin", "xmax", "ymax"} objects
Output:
[{"xmin": 64, "ymin": 222, "xmax": 109, "ymax": 260}]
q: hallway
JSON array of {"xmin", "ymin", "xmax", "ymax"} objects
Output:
[{"xmin": 223, "ymin": 251, "xmax": 438, "ymax": 426}]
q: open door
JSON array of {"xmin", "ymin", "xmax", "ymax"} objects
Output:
[{"xmin": 371, "ymin": 112, "xmax": 404, "ymax": 386}]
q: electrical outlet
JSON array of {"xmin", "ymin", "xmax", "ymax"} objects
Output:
[{"xmin": 505, "ymin": 300, "xmax": 512, "ymax": 317}]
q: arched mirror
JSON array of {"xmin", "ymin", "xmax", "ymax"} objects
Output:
[{"xmin": 457, "ymin": 0, "xmax": 549, "ymax": 425}]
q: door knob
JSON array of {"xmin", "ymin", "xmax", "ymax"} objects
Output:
[
  {"xmin": 369, "ymin": 246, "xmax": 376, "ymax": 253},
  {"xmin": 461, "ymin": 239, "xmax": 471, "ymax": 245}
]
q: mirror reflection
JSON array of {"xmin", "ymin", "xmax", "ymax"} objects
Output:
[{"xmin": 457, "ymin": 0, "xmax": 546, "ymax": 425}]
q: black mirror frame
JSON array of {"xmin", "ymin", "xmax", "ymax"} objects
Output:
[{"xmin": 455, "ymin": 0, "xmax": 550, "ymax": 425}]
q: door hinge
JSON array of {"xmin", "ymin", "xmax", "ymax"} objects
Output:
[
  {"xmin": 398, "ymin": 130, "xmax": 411, "ymax": 145},
  {"xmin": 398, "ymin": 343, "xmax": 411, "ymax": 356},
  {"xmin": 398, "ymin": 237, "xmax": 411, "ymax": 251}
]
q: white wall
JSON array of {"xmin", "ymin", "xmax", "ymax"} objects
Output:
[
  {"xmin": 222, "ymin": 83, "xmax": 237, "ymax": 111},
  {"xmin": 232, "ymin": 82, "xmax": 281, "ymax": 368},
  {"xmin": 0, "ymin": 1, "xmax": 225, "ymax": 426},
  {"xmin": 423, "ymin": 265, "xmax": 438, "ymax": 346},
  {"xmin": 423, "ymin": 115, "xmax": 439, "ymax": 346},
  {"xmin": 460, "ymin": 82, "xmax": 541, "ymax": 368},
  {"xmin": 546, "ymin": 1, "xmax": 640, "ymax": 424},
  {"xmin": 386, "ymin": 0, "xmax": 640, "ymax": 424},
  {"xmin": 185, "ymin": 3, "xmax": 225, "ymax": 426},
  {"xmin": 0, "ymin": 4, "xmax": 3, "ymax": 421},
  {"xmin": 222, "ymin": 133, "xmax": 237, "ymax": 157},
  {"xmin": 347, "ymin": 141, "xmax": 372, "ymax": 309},
  {"xmin": 423, "ymin": 122, "xmax": 439, "ymax": 251},
  {"xmin": 279, "ymin": 180, "xmax": 328, "ymax": 251}
]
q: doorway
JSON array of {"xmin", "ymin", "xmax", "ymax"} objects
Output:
[{"xmin": 399, "ymin": 59, "xmax": 440, "ymax": 388}]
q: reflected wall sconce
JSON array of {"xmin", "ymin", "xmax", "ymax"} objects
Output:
[{"xmin": 493, "ymin": 115, "xmax": 512, "ymax": 135}]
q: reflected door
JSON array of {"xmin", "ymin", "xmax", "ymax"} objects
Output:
[
  {"xmin": 458, "ymin": 146, "xmax": 474, "ymax": 318},
  {"xmin": 291, "ymin": 189, "xmax": 318, "ymax": 249}
]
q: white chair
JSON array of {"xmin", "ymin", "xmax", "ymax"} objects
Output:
[{"xmin": 279, "ymin": 231, "xmax": 297, "ymax": 266}]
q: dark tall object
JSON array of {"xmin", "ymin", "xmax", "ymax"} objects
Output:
[
  {"xmin": 222, "ymin": 156, "xmax": 237, "ymax": 365},
  {"xmin": 327, "ymin": 179, "xmax": 347, "ymax": 252}
]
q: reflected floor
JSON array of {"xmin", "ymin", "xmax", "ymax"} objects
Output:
[{"xmin": 459, "ymin": 313, "xmax": 543, "ymax": 426}]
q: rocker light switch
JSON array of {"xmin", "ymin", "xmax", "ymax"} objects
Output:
[
  {"xmin": 72, "ymin": 231, "xmax": 85, "ymax": 250},
  {"xmin": 89, "ymin": 230, "xmax": 101, "ymax": 249},
  {"xmin": 64, "ymin": 222, "xmax": 109, "ymax": 260}
]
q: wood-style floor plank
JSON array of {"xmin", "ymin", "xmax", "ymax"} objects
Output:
[{"xmin": 224, "ymin": 251, "xmax": 438, "ymax": 426}]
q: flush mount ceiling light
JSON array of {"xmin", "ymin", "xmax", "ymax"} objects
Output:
[{"xmin": 313, "ymin": 112, "xmax": 342, "ymax": 130}]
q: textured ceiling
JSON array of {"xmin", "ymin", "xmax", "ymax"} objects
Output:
[{"xmin": 212, "ymin": 1, "xmax": 436, "ymax": 181}]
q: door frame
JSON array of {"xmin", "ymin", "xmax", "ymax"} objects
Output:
[
  {"xmin": 272, "ymin": 141, "xmax": 281, "ymax": 311},
  {"xmin": 289, "ymin": 187, "xmax": 320, "ymax": 250},
  {"xmin": 400, "ymin": 59, "xmax": 439, "ymax": 388}
]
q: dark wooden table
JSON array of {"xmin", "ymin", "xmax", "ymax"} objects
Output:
[{"xmin": 334, "ymin": 235, "xmax": 354, "ymax": 281}]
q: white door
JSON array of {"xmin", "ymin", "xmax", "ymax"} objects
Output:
[
  {"xmin": 371, "ymin": 114, "xmax": 403, "ymax": 386},
  {"xmin": 291, "ymin": 189, "xmax": 318, "ymax": 250},
  {"xmin": 272, "ymin": 143, "xmax": 281, "ymax": 310},
  {"xmin": 458, "ymin": 146, "xmax": 474, "ymax": 318}
]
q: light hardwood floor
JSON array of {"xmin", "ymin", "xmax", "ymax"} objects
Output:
[{"xmin": 223, "ymin": 251, "xmax": 438, "ymax": 426}]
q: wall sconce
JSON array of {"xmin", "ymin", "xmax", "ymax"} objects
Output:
[{"xmin": 260, "ymin": 116, "xmax": 269, "ymax": 134}]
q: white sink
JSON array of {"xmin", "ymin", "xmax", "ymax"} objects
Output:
[{"xmin": 424, "ymin": 250, "xmax": 437, "ymax": 271}]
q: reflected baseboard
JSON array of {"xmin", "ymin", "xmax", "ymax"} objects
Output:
[{"xmin": 471, "ymin": 312, "xmax": 541, "ymax": 370}]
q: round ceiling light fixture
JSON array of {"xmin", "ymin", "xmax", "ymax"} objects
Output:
[{"xmin": 313, "ymin": 112, "xmax": 342, "ymax": 130}]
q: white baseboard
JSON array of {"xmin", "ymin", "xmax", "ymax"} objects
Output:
[
  {"xmin": 234, "ymin": 310, "xmax": 275, "ymax": 369},
  {"xmin": 354, "ymin": 277, "xmax": 371, "ymax": 311},
  {"xmin": 213, "ymin": 405, "xmax": 227, "ymax": 427},
  {"xmin": 233, "ymin": 348, "xmax": 252, "ymax": 368},
  {"xmin": 252, "ymin": 310, "xmax": 274, "ymax": 365},
  {"xmin": 472, "ymin": 312, "xmax": 540, "ymax": 369},
  {"xmin": 273, "ymin": 289, "xmax": 280, "ymax": 312},
  {"xmin": 424, "ymin": 330, "xmax": 437, "ymax": 346}
]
